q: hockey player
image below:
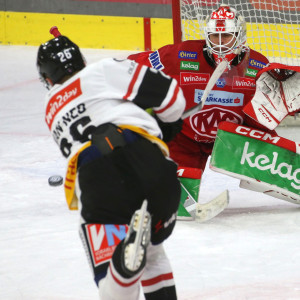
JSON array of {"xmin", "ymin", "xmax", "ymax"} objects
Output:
[
  {"xmin": 128, "ymin": 5, "xmax": 270, "ymax": 219},
  {"xmin": 37, "ymin": 27, "xmax": 185, "ymax": 299}
]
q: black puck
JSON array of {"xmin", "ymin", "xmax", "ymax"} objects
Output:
[{"xmin": 48, "ymin": 175, "xmax": 63, "ymax": 186}]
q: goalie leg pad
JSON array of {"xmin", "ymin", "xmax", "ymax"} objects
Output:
[
  {"xmin": 176, "ymin": 167, "xmax": 202, "ymax": 220},
  {"xmin": 210, "ymin": 121, "xmax": 300, "ymax": 203}
]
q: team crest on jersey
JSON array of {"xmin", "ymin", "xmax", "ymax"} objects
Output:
[
  {"xmin": 216, "ymin": 77, "xmax": 226, "ymax": 88},
  {"xmin": 45, "ymin": 78, "xmax": 82, "ymax": 129},
  {"xmin": 249, "ymin": 59, "xmax": 267, "ymax": 69},
  {"xmin": 232, "ymin": 76, "xmax": 256, "ymax": 89},
  {"xmin": 85, "ymin": 224, "xmax": 128, "ymax": 267},
  {"xmin": 190, "ymin": 107, "xmax": 243, "ymax": 139},
  {"xmin": 194, "ymin": 90, "xmax": 244, "ymax": 106},
  {"xmin": 149, "ymin": 51, "xmax": 164, "ymax": 70},
  {"xmin": 180, "ymin": 72, "xmax": 209, "ymax": 85},
  {"xmin": 178, "ymin": 51, "xmax": 198, "ymax": 59}
]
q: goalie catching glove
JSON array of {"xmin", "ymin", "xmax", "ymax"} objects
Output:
[{"xmin": 243, "ymin": 63, "xmax": 300, "ymax": 130}]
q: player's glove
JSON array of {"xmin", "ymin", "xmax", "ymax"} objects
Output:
[
  {"xmin": 243, "ymin": 63, "xmax": 300, "ymax": 130},
  {"xmin": 155, "ymin": 116, "xmax": 183, "ymax": 143}
]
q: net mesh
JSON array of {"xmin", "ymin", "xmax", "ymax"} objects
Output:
[{"xmin": 179, "ymin": 0, "xmax": 300, "ymax": 66}]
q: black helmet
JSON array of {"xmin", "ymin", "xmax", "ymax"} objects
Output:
[{"xmin": 37, "ymin": 28, "xmax": 85, "ymax": 89}]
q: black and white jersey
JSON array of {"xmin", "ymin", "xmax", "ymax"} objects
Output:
[{"xmin": 44, "ymin": 58, "xmax": 185, "ymax": 158}]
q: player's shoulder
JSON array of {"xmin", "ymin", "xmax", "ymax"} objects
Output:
[
  {"xmin": 248, "ymin": 48, "xmax": 269, "ymax": 66},
  {"xmin": 174, "ymin": 39, "xmax": 205, "ymax": 51},
  {"xmin": 85, "ymin": 58, "xmax": 123, "ymax": 72}
]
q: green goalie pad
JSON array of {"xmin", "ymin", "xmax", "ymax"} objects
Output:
[
  {"xmin": 177, "ymin": 167, "xmax": 202, "ymax": 220},
  {"xmin": 210, "ymin": 121, "xmax": 300, "ymax": 204}
]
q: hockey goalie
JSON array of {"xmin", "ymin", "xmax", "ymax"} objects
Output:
[{"xmin": 210, "ymin": 63, "xmax": 300, "ymax": 205}]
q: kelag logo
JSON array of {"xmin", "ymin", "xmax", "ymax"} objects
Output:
[
  {"xmin": 216, "ymin": 78, "xmax": 226, "ymax": 88},
  {"xmin": 180, "ymin": 61, "xmax": 199, "ymax": 71},
  {"xmin": 178, "ymin": 51, "xmax": 198, "ymax": 59},
  {"xmin": 246, "ymin": 68, "xmax": 258, "ymax": 78}
]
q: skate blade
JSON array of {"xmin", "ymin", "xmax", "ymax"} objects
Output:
[{"xmin": 124, "ymin": 200, "xmax": 151, "ymax": 272}]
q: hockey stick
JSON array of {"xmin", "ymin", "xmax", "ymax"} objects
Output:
[
  {"xmin": 179, "ymin": 60, "xmax": 229, "ymax": 222},
  {"xmin": 182, "ymin": 60, "xmax": 228, "ymax": 119},
  {"xmin": 180, "ymin": 182, "xmax": 197, "ymax": 219},
  {"xmin": 180, "ymin": 182, "xmax": 229, "ymax": 222},
  {"xmin": 195, "ymin": 190, "xmax": 229, "ymax": 223}
]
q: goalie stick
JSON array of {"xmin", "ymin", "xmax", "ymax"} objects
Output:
[
  {"xmin": 179, "ymin": 61, "xmax": 229, "ymax": 222},
  {"xmin": 180, "ymin": 182, "xmax": 229, "ymax": 222}
]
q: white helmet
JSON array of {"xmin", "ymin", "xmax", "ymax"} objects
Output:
[{"xmin": 204, "ymin": 5, "xmax": 247, "ymax": 65}]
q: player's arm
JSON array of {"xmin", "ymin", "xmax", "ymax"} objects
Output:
[
  {"xmin": 101, "ymin": 58, "xmax": 185, "ymax": 123},
  {"xmin": 243, "ymin": 63, "xmax": 300, "ymax": 130},
  {"xmin": 128, "ymin": 51, "xmax": 153, "ymax": 67},
  {"xmin": 129, "ymin": 46, "xmax": 183, "ymax": 141}
]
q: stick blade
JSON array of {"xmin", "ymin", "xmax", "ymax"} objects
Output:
[{"xmin": 195, "ymin": 190, "xmax": 229, "ymax": 223}]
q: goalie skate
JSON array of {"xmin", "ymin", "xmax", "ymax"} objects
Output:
[{"xmin": 122, "ymin": 200, "xmax": 151, "ymax": 274}]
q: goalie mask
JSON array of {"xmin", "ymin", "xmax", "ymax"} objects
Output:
[
  {"xmin": 204, "ymin": 5, "xmax": 247, "ymax": 65},
  {"xmin": 37, "ymin": 33, "xmax": 85, "ymax": 89}
]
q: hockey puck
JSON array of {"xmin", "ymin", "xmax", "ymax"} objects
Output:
[{"xmin": 48, "ymin": 175, "xmax": 63, "ymax": 186}]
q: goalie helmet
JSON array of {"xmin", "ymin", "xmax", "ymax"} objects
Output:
[
  {"xmin": 37, "ymin": 35, "xmax": 85, "ymax": 89},
  {"xmin": 204, "ymin": 5, "xmax": 247, "ymax": 65}
]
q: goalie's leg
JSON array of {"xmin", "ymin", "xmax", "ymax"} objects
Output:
[
  {"xmin": 177, "ymin": 166, "xmax": 202, "ymax": 220},
  {"xmin": 167, "ymin": 132, "xmax": 211, "ymax": 220}
]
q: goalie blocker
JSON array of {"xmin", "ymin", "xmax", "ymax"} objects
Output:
[{"xmin": 210, "ymin": 121, "xmax": 300, "ymax": 204}]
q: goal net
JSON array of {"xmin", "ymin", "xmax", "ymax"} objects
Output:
[{"xmin": 172, "ymin": 0, "xmax": 300, "ymax": 66}]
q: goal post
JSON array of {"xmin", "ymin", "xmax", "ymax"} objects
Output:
[{"xmin": 171, "ymin": 0, "xmax": 300, "ymax": 66}]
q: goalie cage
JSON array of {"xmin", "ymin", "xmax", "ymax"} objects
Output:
[{"xmin": 171, "ymin": 0, "xmax": 300, "ymax": 126}]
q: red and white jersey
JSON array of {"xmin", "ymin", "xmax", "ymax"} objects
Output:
[
  {"xmin": 44, "ymin": 58, "xmax": 185, "ymax": 158},
  {"xmin": 128, "ymin": 40, "xmax": 269, "ymax": 143}
]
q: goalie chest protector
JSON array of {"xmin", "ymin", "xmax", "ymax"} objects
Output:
[{"xmin": 210, "ymin": 121, "xmax": 300, "ymax": 203}]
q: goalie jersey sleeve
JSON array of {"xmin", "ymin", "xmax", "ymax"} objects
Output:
[{"xmin": 44, "ymin": 58, "xmax": 185, "ymax": 158}]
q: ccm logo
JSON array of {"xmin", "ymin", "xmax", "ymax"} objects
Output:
[
  {"xmin": 235, "ymin": 126, "xmax": 280, "ymax": 144},
  {"xmin": 258, "ymin": 108, "xmax": 272, "ymax": 122}
]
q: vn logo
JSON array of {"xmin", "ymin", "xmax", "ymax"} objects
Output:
[{"xmin": 86, "ymin": 224, "xmax": 128, "ymax": 266}]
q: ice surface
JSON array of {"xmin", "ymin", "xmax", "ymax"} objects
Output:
[{"xmin": 1, "ymin": 45, "xmax": 300, "ymax": 300}]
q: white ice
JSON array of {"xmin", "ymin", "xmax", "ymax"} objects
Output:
[{"xmin": 1, "ymin": 45, "xmax": 300, "ymax": 300}]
